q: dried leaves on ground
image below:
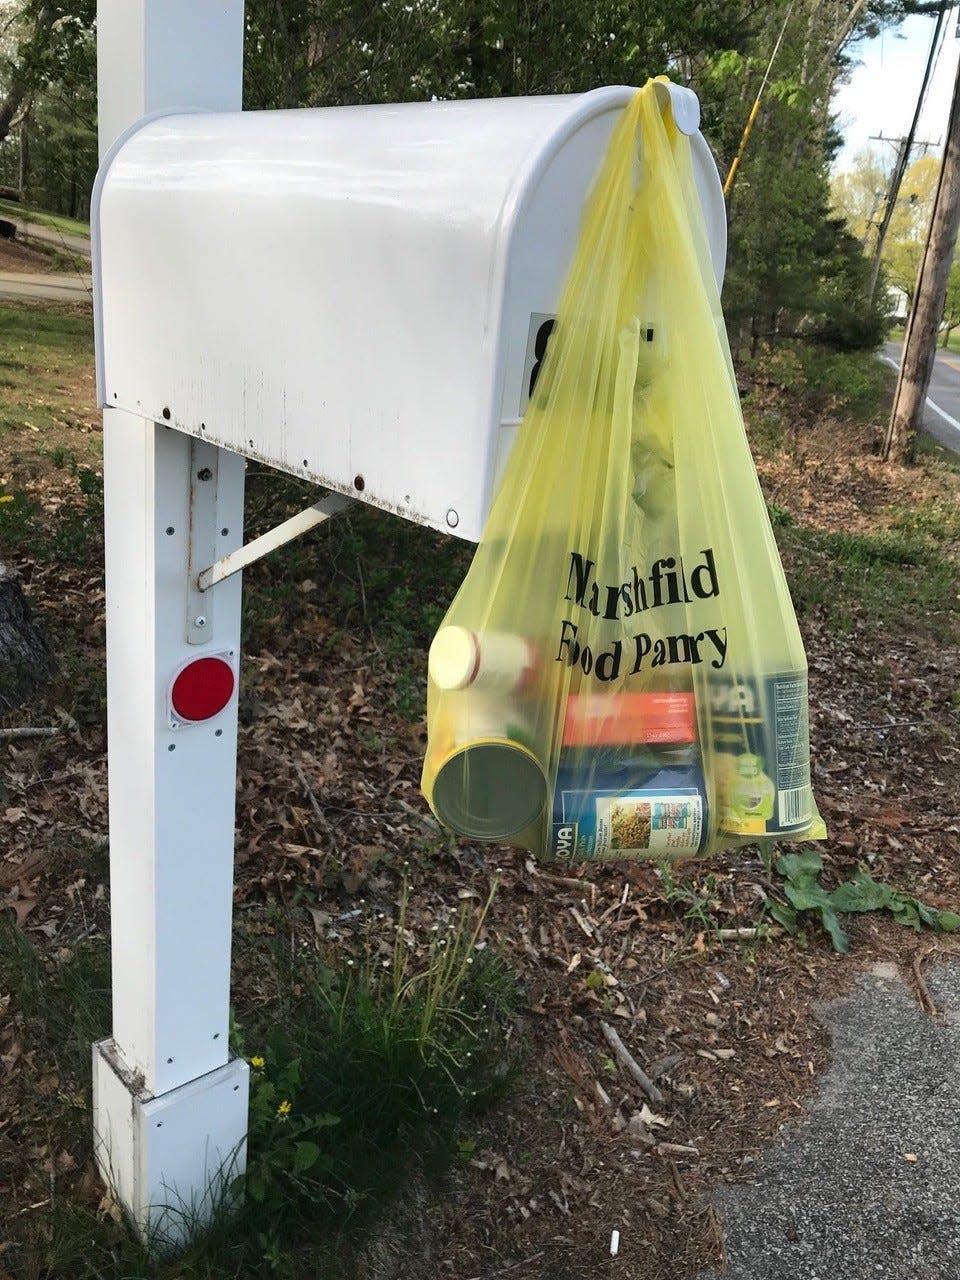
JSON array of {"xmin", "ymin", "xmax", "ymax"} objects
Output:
[{"xmin": 1, "ymin": 325, "xmax": 959, "ymax": 1278}]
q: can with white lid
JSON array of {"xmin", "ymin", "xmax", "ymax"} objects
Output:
[{"xmin": 428, "ymin": 626, "xmax": 538, "ymax": 695}]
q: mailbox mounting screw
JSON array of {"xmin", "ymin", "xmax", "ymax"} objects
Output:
[
  {"xmin": 221, "ymin": 527, "xmax": 229, "ymax": 537},
  {"xmin": 162, "ymin": 407, "xmax": 171, "ymax": 420},
  {"xmin": 194, "ymin": 615, "xmax": 207, "ymax": 628},
  {"xmin": 353, "ymin": 474, "xmax": 365, "ymax": 491},
  {"xmin": 197, "ymin": 467, "xmax": 213, "ymax": 482},
  {"xmin": 165, "ymin": 526, "xmax": 175, "ymax": 536}
]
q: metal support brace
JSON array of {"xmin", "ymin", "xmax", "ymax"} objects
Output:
[
  {"xmin": 186, "ymin": 438, "xmax": 220, "ymax": 641},
  {"xmin": 197, "ymin": 492, "xmax": 354, "ymax": 592}
]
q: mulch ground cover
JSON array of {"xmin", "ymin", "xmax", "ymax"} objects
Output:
[{"xmin": 1, "ymin": 318, "xmax": 959, "ymax": 1278}]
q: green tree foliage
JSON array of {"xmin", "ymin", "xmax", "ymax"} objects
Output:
[
  {"xmin": 0, "ymin": 0, "xmax": 936, "ymax": 346},
  {"xmin": 830, "ymin": 148, "xmax": 888, "ymax": 244},
  {"xmin": 241, "ymin": 0, "xmax": 762, "ymax": 110},
  {"xmin": 714, "ymin": 1, "xmax": 908, "ymax": 355},
  {"xmin": 938, "ymin": 255, "xmax": 960, "ymax": 346},
  {"xmin": 883, "ymin": 154, "xmax": 939, "ymax": 297},
  {"xmin": 0, "ymin": 0, "xmax": 96, "ymax": 217}
]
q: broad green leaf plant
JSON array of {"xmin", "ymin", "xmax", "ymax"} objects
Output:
[{"xmin": 773, "ymin": 850, "xmax": 960, "ymax": 954}]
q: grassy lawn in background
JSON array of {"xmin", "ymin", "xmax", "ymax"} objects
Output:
[
  {"xmin": 0, "ymin": 197, "xmax": 91, "ymax": 240},
  {"xmin": 0, "ymin": 303, "xmax": 96, "ymax": 445}
]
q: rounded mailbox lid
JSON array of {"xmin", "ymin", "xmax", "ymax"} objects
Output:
[
  {"xmin": 96, "ymin": 85, "xmax": 726, "ymax": 546},
  {"xmin": 432, "ymin": 741, "xmax": 547, "ymax": 841}
]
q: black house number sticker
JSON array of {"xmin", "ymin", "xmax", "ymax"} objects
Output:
[{"xmin": 519, "ymin": 312, "xmax": 556, "ymax": 416}]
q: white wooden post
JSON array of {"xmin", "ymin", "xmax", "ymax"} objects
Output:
[{"xmin": 92, "ymin": 0, "xmax": 250, "ymax": 1246}]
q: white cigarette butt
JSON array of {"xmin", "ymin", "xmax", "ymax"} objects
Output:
[{"xmin": 610, "ymin": 1229, "xmax": 620, "ymax": 1256}]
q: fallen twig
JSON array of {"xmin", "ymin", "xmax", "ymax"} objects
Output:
[
  {"xmin": 465, "ymin": 1252, "xmax": 546, "ymax": 1280},
  {"xmin": 600, "ymin": 1020, "xmax": 664, "ymax": 1106},
  {"xmin": 912, "ymin": 947, "xmax": 938, "ymax": 1017},
  {"xmin": 657, "ymin": 1142, "xmax": 700, "ymax": 1158},
  {"xmin": 717, "ymin": 926, "xmax": 770, "ymax": 941},
  {"xmin": 294, "ymin": 762, "xmax": 337, "ymax": 855},
  {"xmin": 0, "ymin": 726, "xmax": 60, "ymax": 741}
]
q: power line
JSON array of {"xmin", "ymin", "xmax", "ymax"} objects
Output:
[{"xmin": 868, "ymin": 1, "xmax": 953, "ymax": 301}]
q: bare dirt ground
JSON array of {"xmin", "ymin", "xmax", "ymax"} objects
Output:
[
  {"xmin": 1, "ymin": 321, "xmax": 959, "ymax": 1277},
  {"xmin": 0, "ymin": 238, "xmax": 58, "ymax": 275}
]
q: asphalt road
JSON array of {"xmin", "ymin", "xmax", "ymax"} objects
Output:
[
  {"xmin": 700, "ymin": 963, "xmax": 960, "ymax": 1280},
  {"xmin": 0, "ymin": 219, "xmax": 92, "ymax": 302},
  {"xmin": 0, "ymin": 270, "xmax": 92, "ymax": 303},
  {"xmin": 883, "ymin": 340, "xmax": 960, "ymax": 455}
]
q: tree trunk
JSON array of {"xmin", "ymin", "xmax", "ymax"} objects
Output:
[
  {"xmin": 0, "ymin": 557, "xmax": 56, "ymax": 713},
  {"xmin": 0, "ymin": 3, "xmax": 56, "ymax": 148},
  {"xmin": 884, "ymin": 48, "xmax": 960, "ymax": 464}
]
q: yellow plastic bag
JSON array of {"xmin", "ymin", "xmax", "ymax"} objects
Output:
[{"xmin": 421, "ymin": 79, "xmax": 825, "ymax": 861}]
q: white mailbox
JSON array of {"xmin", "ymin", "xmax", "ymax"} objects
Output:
[{"xmin": 95, "ymin": 84, "xmax": 725, "ymax": 543}]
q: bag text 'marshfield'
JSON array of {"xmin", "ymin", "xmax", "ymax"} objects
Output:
[{"xmin": 556, "ymin": 547, "xmax": 728, "ymax": 677}]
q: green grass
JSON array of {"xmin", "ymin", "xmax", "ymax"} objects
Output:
[
  {"xmin": 781, "ymin": 521, "xmax": 959, "ymax": 635},
  {"xmin": 0, "ymin": 303, "xmax": 94, "ymax": 437},
  {"xmin": 0, "ymin": 197, "xmax": 90, "ymax": 239},
  {"xmin": 886, "ymin": 498, "xmax": 960, "ymax": 544},
  {"xmin": 915, "ymin": 431, "xmax": 960, "ymax": 471},
  {"xmin": 0, "ymin": 888, "xmax": 517, "ymax": 1278}
]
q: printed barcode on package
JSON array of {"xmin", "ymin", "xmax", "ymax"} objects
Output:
[{"xmin": 778, "ymin": 787, "xmax": 810, "ymax": 826}]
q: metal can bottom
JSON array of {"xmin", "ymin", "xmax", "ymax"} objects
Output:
[{"xmin": 431, "ymin": 738, "xmax": 547, "ymax": 841}]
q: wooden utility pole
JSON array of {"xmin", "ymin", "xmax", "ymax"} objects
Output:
[
  {"xmin": 869, "ymin": 1, "xmax": 949, "ymax": 304},
  {"xmin": 884, "ymin": 44, "xmax": 960, "ymax": 463}
]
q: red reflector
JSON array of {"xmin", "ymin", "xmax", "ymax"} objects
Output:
[{"xmin": 171, "ymin": 657, "xmax": 235, "ymax": 722}]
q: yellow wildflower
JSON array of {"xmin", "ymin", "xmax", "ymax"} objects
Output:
[
  {"xmin": 277, "ymin": 1099, "xmax": 292, "ymax": 1116},
  {"xmin": 250, "ymin": 1055, "xmax": 265, "ymax": 1070}
]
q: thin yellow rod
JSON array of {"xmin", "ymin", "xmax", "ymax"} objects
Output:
[{"xmin": 723, "ymin": 3, "xmax": 794, "ymax": 199}]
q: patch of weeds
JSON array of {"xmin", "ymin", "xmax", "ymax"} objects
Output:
[
  {"xmin": 780, "ymin": 522, "xmax": 959, "ymax": 634},
  {"xmin": 657, "ymin": 862, "xmax": 721, "ymax": 933},
  {"xmin": 740, "ymin": 346, "xmax": 893, "ymax": 457},
  {"xmin": 796, "ymin": 347, "xmax": 891, "ymax": 422},
  {"xmin": 0, "ymin": 487, "xmax": 38, "ymax": 550},
  {"xmin": 0, "ymin": 916, "xmax": 111, "ymax": 1081},
  {"xmin": 53, "ymin": 639, "xmax": 108, "ymax": 730},
  {"xmin": 915, "ymin": 432, "xmax": 960, "ymax": 472},
  {"xmin": 3, "ymin": 881, "xmax": 519, "ymax": 1278},
  {"xmin": 37, "ymin": 466, "xmax": 104, "ymax": 565},
  {"xmin": 39, "ymin": 443, "xmax": 79, "ymax": 471},
  {"xmin": 765, "ymin": 500, "xmax": 795, "ymax": 529},
  {"xmin": 744, "ymin": 407, "xmax": 787, "ymax": 454},
  {"xmin": 49, "ymin": 249, "xmax": 92, "ymax": 274},
  {"xmin": 1, "ymin": 461, "xmax": 102, "ymax": 569},
  {"xmin": 229, "ymin": 878, "xmax": 517, "ymax": 1270},
  {"xmin": 887, "ymin": 499, "xmax": 960, "ymax": 546},
  {"xmin": 771, "ymin": 850, "xmax": 960, "ymax": 953}
]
